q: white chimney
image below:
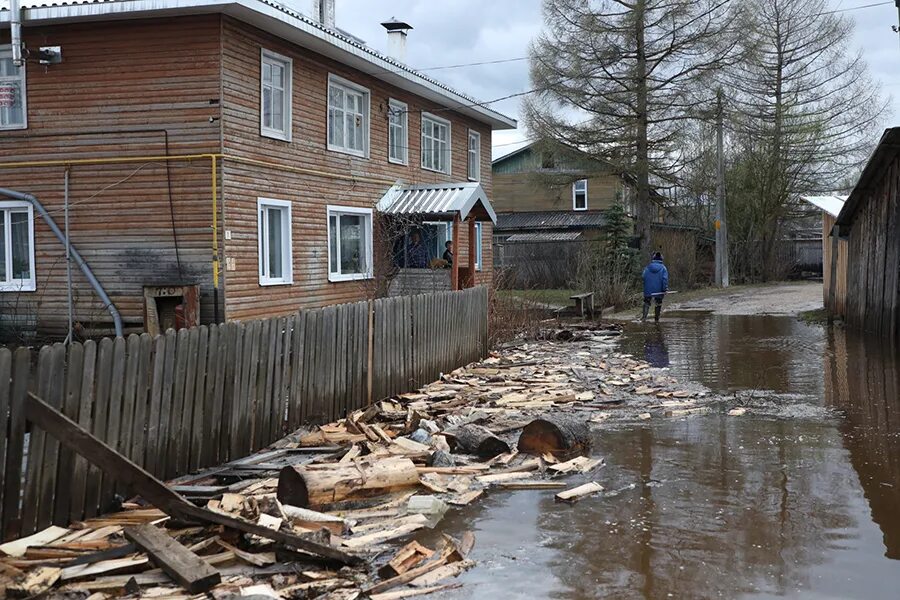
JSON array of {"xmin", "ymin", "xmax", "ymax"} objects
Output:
[
  {"xmin": 313, "ymin": 0, "xmax": 335, "ymax": 29},
  {"xmin": 381, "ymin": 17, "xmax": 413, "ymax": 63}
]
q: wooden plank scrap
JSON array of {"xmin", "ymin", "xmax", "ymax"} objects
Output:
[
  {"xmin": 123, "ymin": 524, "xmax": 221, "ymax": 593},
  {"xmin": 555, "ymin": 482, "xmax": 604, "ymax": 504}
]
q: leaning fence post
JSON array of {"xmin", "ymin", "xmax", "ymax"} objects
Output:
[{"xmin": 366, "ymin": 300, "xmax": 375, "ymax": 407}]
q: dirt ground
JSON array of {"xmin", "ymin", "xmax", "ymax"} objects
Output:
[{"xmin": 667, "ymin": 281, "xmax": 823, "ymax": 316}]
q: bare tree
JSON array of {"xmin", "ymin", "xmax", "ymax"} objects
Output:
[
  {"xmin": 524, "ymin": 0, "xmax": 740, "ymax": 253},
  {"xmin": 725, "ymin": 0, "xmax": 888, "ymax": 279}
]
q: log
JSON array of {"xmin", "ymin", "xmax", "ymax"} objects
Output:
[
  {"xmin": 444, "ymin": 425, "xmax": 510, "ymax": 460},
  {"xmin": 277, "ymin": 457, "xmax": 420, "ymax": 508},
  {"xmin": 517, "ymin": 415, "xmax": 592, "ymax": 459}
]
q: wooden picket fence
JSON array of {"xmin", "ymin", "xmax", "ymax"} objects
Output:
[{"xmin": 0, "ymin": 286, "xmax": 488, "ymax": 542}]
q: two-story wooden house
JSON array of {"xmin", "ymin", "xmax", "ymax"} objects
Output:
[{"xmin": 0, "ymin": 0, "xmax": 515, "ymax": 341}]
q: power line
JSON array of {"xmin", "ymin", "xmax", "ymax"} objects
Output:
[
  {"xmin": 414, "ymin": 57, "xmax": 529, "ymax": 72},
  {"xmin": 823, "ymin": 1, "xmax": 894, "ymax": 14}
]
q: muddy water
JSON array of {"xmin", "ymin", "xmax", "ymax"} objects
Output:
[{"xmin": 429, "ymin": 312, "xmax": 900, "ymax": 599}]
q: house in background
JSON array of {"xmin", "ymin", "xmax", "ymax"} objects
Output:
[
  {"xmin": 0, "ymin": 0, "xmax": 514, "ymax": 341},
  {"xmin": 800, "ymin": 195, "xmax": 847, "ymax": 316}
]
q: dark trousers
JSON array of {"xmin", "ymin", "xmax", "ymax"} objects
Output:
[{"xmin": 642, "ymin": 295, "xmax": 664, "ymax": 321}]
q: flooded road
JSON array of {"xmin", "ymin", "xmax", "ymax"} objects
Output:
[{"xmin": 431, "ymin": 312, "xmax": 900, "ymax": 599}]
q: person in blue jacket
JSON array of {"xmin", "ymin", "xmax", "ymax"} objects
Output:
[{"xmin": 642, "ymin": 251, "xmax": 669, "ymax": 322}]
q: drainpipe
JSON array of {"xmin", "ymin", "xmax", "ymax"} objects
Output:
[
  {"xmin": 10, "ymin": 0, "xmax": 23, "ymax": 67},
  {"xmin": 0, "ymin": 187, "xmax": 124, "ymax": 337}
]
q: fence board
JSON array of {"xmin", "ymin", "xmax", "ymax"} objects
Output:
[
  {"xmin": 189, "ymin": 326, "xmax": 209, "ymax": 471},
  {"xmin": 1, "ymin": 288, "xmax": 488, "ymax": 540},
  {"xmin": 84, "ymin": 337, "xmax": 113, "ymax": 520},
  {"xmin": 0, "ymin": 349, "xmax": 10, "ymax": 535},
  {"xmin": 54, "ymin": 342, "xmax": 84, "ymax": 525},
  {"xmin": 70, "ymin": 340, "xmax": 97, "ymax": 524},
  {"xmin": 2, "ymin": 348, "xmax": 30, "ymax": 540}
]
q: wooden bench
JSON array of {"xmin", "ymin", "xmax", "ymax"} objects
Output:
[{"xmin": 570, "ymin": 292, "xmax": 595, "ymax": 318}]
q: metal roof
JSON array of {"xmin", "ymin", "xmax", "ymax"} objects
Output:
[
  {"xmin": 495, "ymin": 210, "xmax": 608, "ymax": 231},
  {"xmin": 377, "ymin": 182, "xmax": 497, "ymax": 224},
  {"xmin": 0, "ymin": 0, "xmax": 517, "ymax": 130},
  {"xmin": 838, "ymin": 127, "xmax": 900, "ymax": 227},
  {"xmin": 504, "ymin": 231, "xmax": 583, "ymax": 243},
  {"xmin": 800, "ymin": 195, "xmax": 847, "ymax": 218}
]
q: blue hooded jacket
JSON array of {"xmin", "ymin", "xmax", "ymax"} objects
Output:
[{"xmin": 643, "ymin": 259, "xmax": 669, "ymax": 296}]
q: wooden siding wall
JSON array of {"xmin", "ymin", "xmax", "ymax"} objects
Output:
[
  {"xmin": 219, "ymin": 18, "xmax": 494, "ymax": 320},
  {"xmin": 845, "ymin": 156, "xmax": 900, "ymax": 336},
  {"xmin": 0, "ymin": 286, "xmax": 489, "ymax": 541},
  {"xmin": 0, "ymin": 17, "xmax": 224, "ymax": 339},
  {"xmin": 823, "ymin": 213, "xmax": 848, "ymax": 318},
  {"xmin": 492, "ymin": 172, "xmax": 624, "ymax": 214}
]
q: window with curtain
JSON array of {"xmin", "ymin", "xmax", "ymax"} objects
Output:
[
  {"xmin": 328, "ymin": 206, "xmax": 373, "ymax": 281},
  {"xmin": 0, "ymin": 202, "xmax": 35, "ymax": 292},
  {"xmin": 475, "ymin": 222, "xmax": 483, "ymax": 270},
  {"xmin": 257, "ymin": 198, "xmax": 292, "ymax": 285},
  {"xmin": 260, "ymin": 50, "xmax": 292, "ymax": 141},
  {"xmin": 0, "ymin": 46, "xmax": 26, "ymax": 130},
  {"xmin": 328, "ymin": 76, "xmax": 369, "ymax": 157}
]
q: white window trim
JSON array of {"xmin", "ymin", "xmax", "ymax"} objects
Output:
[
  {"xmin": 327, "ymin": 74, "xmax": 371, "ymax": 159},
  {"xmin": 259, "ymin": 49, "xmax": 292, "ymax": 142},
  {"xmin": 327, "ymin": 205, "xmax": 374, "ymax": 282},
  {"xmin": 257, "ymin": 198, "xmax": 293, "ymax": 286},
  {"xmin": 388, "ymin": 98, "xmax": 409, "ymax": 165},
  {"xmin": 474, "ymin": 222, "xmax": 483, "ymax": 271},
  {"xmin": 0, "ymin": 201, "xmax": 36, "ymax": 292},
  {"xmin": 467, "ymin": 129, "xmax": 481, "ymax": 181},
  {"xmin": 572, "ymin": 179, "xmax": 588, "ymax": 211},
  {"xmin": 0, "ymin": 45, "xmax": 27, "ymax": 131},
  {"xmin": 421, "ymin": 112, "xmax": 452, "ymax": 175}
]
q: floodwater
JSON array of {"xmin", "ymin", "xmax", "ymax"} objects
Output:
[{"xmin": 430, "ymin": 312, "xmax": 900, "ymax": 599}]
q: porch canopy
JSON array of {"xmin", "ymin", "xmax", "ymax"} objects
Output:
[
  {"xmin": 377, "ymin": 182, "xmax": 497, "ymax": 290},
  {"xmin": 376, "ymin": 182, "xmax": 497, "ymax": 224}
]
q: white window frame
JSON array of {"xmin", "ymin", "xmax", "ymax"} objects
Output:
[
  {"xmin": 327, "ymin": 205, "xmax": 374, "ymax": 282},
  {"xmin": 421, "ymin": 112, "xmax": 452, "ymax": 175},
  {"xmin": 257, "ymin": 198, "xmax": 293, "ymax": 286},
  {"xmin": 327, "ymin": 74, "xmax": 371, "ymax": 158},
  {"xmin": 260, "ymin": 49, "xmax": 292, "ymax": 142},
  {"xmin": 0, "ymin": 201, "xmax": 36, "ymax": 292},
  {"xmin": 467, "ymin": 130, "xmax": 481, "ymax": 181},
  {"xmin": 388, "ymin": 98, "xmax": 408, "ymax": 165},
  {"xmin": 0, "ymin": 45, "xmax": 27, "ymax": 131},
  {"xmin": 474, "ymin": 222, "xmax": 483, "ymax": 271},
  {"xmin": 573, "ymin": 179, "xmax": 588, "ymax": 211}
]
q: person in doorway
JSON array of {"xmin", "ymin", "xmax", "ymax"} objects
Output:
[
  {"xmin": 642, "ymin": 251, "xmax": 669, "ymax": 322},
  {"xmin": 406, "ymin": 230, "xmax": 428, "ymax": 268},
  {"xmin": 442, "ymin": 240, "xmax": 453, "ymax": 267}
]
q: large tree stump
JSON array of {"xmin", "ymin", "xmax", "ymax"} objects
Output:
[
  {"xmin": 444, "ymin": 425, "xmax": 510, "ymax": 460},
  {"xmin": 277, "ymin": 456, "xmax": 419, "ymax": 508},
  {"xmin": 517, "ymin": 416, "xmax": 591, "ymax": 460}
]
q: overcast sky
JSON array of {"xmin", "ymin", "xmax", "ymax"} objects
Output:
[{"xmin": 320, "ymin": 0, "xmax": 899, "ymax": 159}]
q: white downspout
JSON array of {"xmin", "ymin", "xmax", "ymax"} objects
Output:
[{"xmin": 10, "ymin": 0, "xmax": 24, "ymax": 67}]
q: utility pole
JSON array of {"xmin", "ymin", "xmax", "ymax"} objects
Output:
[
  {"xmin": 895, "ymin": 1, "xmax": 900, "ymax": 54},
  {"xmin": 715, "ymin": 88, "xmax": 729, "ymax": 288}
]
